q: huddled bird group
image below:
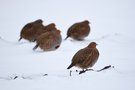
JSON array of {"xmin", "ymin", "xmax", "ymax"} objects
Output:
[{"xmin": 19, "ymin": 19, "xmax": 99, "ymax": 74}]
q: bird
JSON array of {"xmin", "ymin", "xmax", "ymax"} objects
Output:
[
  {"xmin": 44, "ymin": 23, "xmax": 56, "ymax": 31},
  {"xmin": 65, "ymin": 20, "xmax": 90, "ymax": 40},
  {"xmin": 18, "ymin": 19, "xmax": 44, "ymax": 42},
  {"xmin": 33, "ymin": 29, "xmax": 62, "ymax": 51},
  {"xmin": 34, "ymin": 23, "xmax": 57, "ymax": 41},
  {"xmin": 67, "ymin": 42, "xmax": 99, "ymax": 72}
]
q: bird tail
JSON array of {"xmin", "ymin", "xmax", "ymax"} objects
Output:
[
  {"xmin": 33, "ymin": 44, "xmax": 39, "ymax": 50},
  {"xmin": 64, "ymin": 35, "xmax": 69, "ymax": 40},
  {"xmin": 18, "ymin": 37, "xmax": 22, "ymax": 42},
  {"xmin": 67, "ymin": 64, "xmax": 73, "ymax": 69}
]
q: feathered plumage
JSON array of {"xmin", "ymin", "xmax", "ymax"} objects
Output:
[
  {"xmin": 65, "ymin": 20, "xmax": 90, "ymax": 40},
  {"xmin": 67, "ymin": 42, "xmax": 99, "ymax": 70}
]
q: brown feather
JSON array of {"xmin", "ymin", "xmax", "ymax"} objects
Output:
[
  {"xmin": 19, "ymin": 19, "xmax": 44, "ymax": 42},
  {"xmin": 34, "ymin": 30, "xmax": 62, "ymax": 51},
  {"xmin": 67, "ymin": 42, "xmax": 99, "ymax": 70},
  {"xmin": 65, "ymin": 20, "xmax": 90, "ymax": 40}
]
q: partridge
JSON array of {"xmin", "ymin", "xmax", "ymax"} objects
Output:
[
  {"xmin": 65, "ymin": 20, "xmax": 90, "ymax": 40},
  {"xmin": 67, "ymin": 42, "xmax": 99, "ymax": 71},
  {"xmin": 33, "ymin": 29, "xmax": 62, "ymax": 51},
  {"xmin": 34, "ymin": 23, "xmax": 56, "ymax": 41},
  {"xmin": 18, "ymin": 19, "xmax": 44, "ymax": 42}
]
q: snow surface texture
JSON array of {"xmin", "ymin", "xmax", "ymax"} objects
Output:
[{"xmin": 0, "ymin": 0, "xmax": 135, "ymax": 90}]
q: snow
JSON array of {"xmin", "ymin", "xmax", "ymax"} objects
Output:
[{"xmin": 0, "ymin": 0, "xmax": 135, "ymax": 90}]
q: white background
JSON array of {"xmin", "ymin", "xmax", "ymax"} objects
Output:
[{"xmin": 0, "ymin": 0, "xmax": 135, "ymax": 90}]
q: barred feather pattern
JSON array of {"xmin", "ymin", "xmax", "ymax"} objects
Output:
[
  {"xmin": 19, "ymin": 20, "xmax": 43, "ymax": 42},
  {"xmin": 36, "ymin": 30, "xmax": 62, "ymax": 51},
  {"xmin": 67, "ymin": 42, "xmax": 99, "ymax": 69},
  {"xmin": 66, "ymin": 20, "xmax": 90, "ymax": 40}
]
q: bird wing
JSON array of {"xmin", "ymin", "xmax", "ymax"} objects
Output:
[
  {"xmin": 41, "ymin": 32, "xmax": 56, "ymax": 48},
  {"xmin": 67, "ymin": 23, "xmax": 80, "ymax": 34},
  {"xmin": 22, "ymin": 23, "xmax": 33, "ymax": 30},
  {"xmin": 82, "ymin": 48, "xmax": 99, "ymax": 67},
  {"xmin": 71, "ymin": 48, "xmax": 91, "ymax": 65},
  {"xmin": 72, "ymin": 48, "xmax": 99, "ymax": 67}
]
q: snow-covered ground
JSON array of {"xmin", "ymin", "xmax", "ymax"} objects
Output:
[{"xmin": 0, "ymin": 0, "xmax": 135, "ymax": 90}]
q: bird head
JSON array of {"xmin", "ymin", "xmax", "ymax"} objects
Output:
[
  {"xmin": 52, "ymin": 30, "xmax": 61, "ymax": 36},
  {"xmin": 87, "ymin": 42, "xmax": 98, "ymax": 48},
  {"xmin": 35, "ymin": 19, "xmax": 43, "ymax": 23},
  {"xmin": 83, "ymin": 20, "xmax": 90, "ymax": 24},
  {"xmin": 48, "ymin": 23, "xmax": 56, "ymax": 28}
]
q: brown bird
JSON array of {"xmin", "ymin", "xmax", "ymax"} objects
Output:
[
  {"xmin": 33, "ymin": 29, "xmax": 62, "ymax": 51},
  {"xmin": 44, "ymin": 23, "xmax": 56, "ymax": 31},
  {"xmin": 18, "ymin": 19, "xmax": 44, "ymax": 42},
  {"xmin": 34, "ymin": 23, "xmax": 57, "ymax": 41},
  {"xmin": 65, "ymin": 20, "xmax": 90, "ymax": 40},
  {"xmin": 67, "ymin": 42, "xmax": 99, "ymax": 71}
]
